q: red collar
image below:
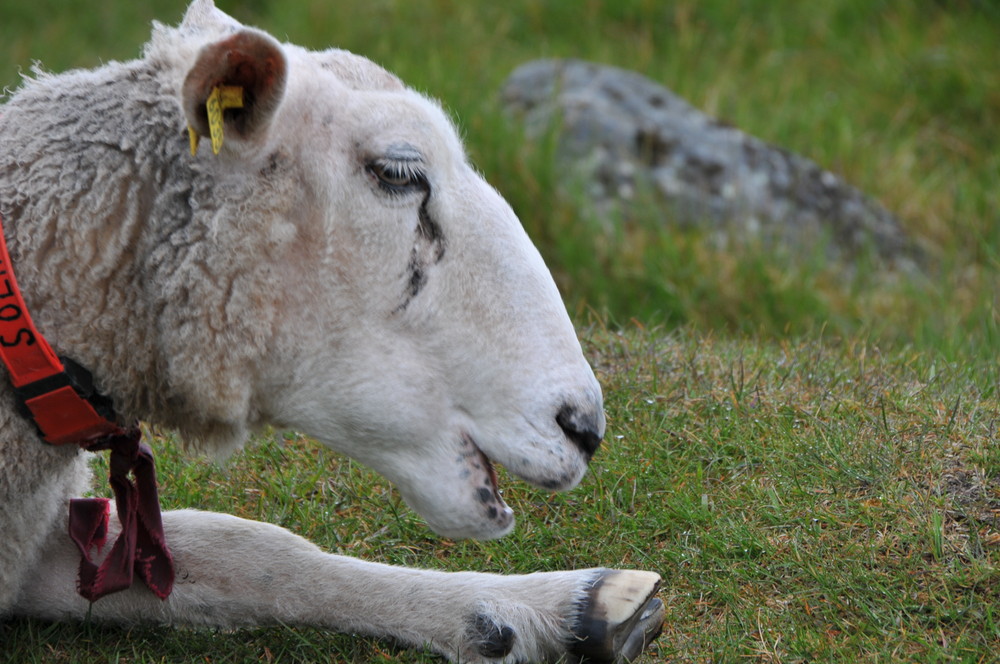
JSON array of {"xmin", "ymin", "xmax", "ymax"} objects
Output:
[
  {"xmin": 0, "ymin": 228, "xmax": 121, "ymax": 445},
  {"xmin": 0, "ymin": 214, "xmax": 173, "ymax": 601}
]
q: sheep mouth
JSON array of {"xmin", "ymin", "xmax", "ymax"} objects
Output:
[
  {"xmin": 480, "ymin": 448, "xmax": 503, "ymax": 500},
  {"xmin": 465, "ymin": 436, "xmax": 511, "ymax": 525}
]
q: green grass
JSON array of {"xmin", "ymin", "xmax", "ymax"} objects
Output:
[
  {"xmin": 4, "ymin": 328, "xmax": 998, "ymax": 662},
  {"xmin": 2, "ymin": 0, "xmax": 999, "ymax": 662}
]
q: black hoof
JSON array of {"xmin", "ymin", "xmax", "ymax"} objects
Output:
[
  {"xmin": 568, "ymin": 569, "xmax": 664, "ymax": 663},
  {"xmin": 468, "ymin": 612, "xmax": 516, "ymax": 658}
]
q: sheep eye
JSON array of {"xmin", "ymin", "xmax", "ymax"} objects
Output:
[{"xmin": 367, "ymin": 159, "xmax": 426, "ymax": 194}]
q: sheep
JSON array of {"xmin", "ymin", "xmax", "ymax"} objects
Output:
[{"xmin": 0, "ymin": 2, "xmax": 664, "ymax": 661}]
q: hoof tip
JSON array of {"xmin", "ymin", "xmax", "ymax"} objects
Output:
[{"xmin": 568, "ymin": 569, "xmax": 664, "ymax": 663}]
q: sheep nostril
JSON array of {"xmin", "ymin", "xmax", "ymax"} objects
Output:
[{"xmin": 556, "ymin": 404, "xmax": 603, "ymax": 459}]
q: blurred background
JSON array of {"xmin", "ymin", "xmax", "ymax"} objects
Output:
[{"xmin": 2, "ymin": 0, "xmax": 997, "ymax": 382}]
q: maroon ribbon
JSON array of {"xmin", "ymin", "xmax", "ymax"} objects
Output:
[{"xmin": 68, "ymin": 427, "xmax": 174, "ymax": 601}]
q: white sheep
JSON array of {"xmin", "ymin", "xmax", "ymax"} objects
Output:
[{"xmin": 0, "ymin": 2, "xmax": 663, "ymax": 661}]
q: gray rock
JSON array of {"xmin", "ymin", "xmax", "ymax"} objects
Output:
[{"xmin": 501, "ymin": 59, "xmax": 918, "ymax": 266}]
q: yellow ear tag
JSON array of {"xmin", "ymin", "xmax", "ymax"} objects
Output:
[
  {"xmin": 188, "ymin": 85, "xmax": 244, "ymax": 156},
  {"xmin": 188, "ymin": 126, "xmax": 200, "ymax": 156}
]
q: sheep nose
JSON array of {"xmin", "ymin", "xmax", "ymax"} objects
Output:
[{"xmin": 556, "ymin": 403, "xmax": 604, "ymax": 459}]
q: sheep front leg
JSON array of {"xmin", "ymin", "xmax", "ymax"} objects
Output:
[{"xmin": 14, "ymin": 509, "xmax": 663, "ymax": 662}]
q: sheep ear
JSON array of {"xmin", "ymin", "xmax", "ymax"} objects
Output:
[
  {"xmin": 181, "ymin": 0, "xmax": 239, "ymax": 31},
  {"xmin": 182, "ymin": 29, "xmax": 287, "ymax": 155}
]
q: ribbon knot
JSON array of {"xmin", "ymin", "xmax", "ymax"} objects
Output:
[{"xmin": 68, "ymin": 427, "xmax": 174, "ymax": 601}]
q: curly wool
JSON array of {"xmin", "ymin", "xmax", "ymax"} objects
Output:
[{"xmin": 0, "ymin": 23, "xmax": 301, "ymax": 457}]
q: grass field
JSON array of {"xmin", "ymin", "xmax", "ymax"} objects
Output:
[{"xmin": 1, "ymin": 0, "xmax": 998, "ymax": 662}]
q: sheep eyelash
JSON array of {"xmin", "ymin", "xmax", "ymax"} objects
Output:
[{"xmin": 366, "ymin": 158, "xmax": 428, "ymax": 196}]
